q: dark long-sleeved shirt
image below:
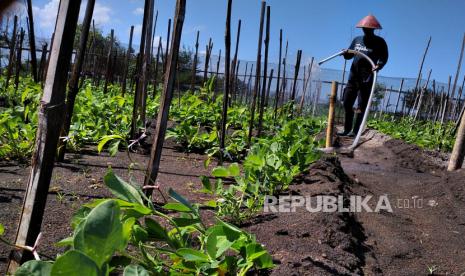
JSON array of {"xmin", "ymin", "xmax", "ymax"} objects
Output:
[{"xmin": 344, "ymin": 35, "xmax": 389, "ymax": 73}]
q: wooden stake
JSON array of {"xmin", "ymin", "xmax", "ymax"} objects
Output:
[
  {"xmin": 290, "ymin": 50, "xmax": 302, "ymax": 109},
  {"xmin": 103, "ymin": 29, "xmax": 114, "ymax": 94},
  {"xmin": 144, "ymin": 0, "xmax": 186, "ymax": 194},
  {"xmin": 247, "ymin": 1, "xmax": 266, "ymax": 145},
  {"xmin": 219, "ymin": 0, "xmax": 232, "ymax": 164},
  {"xmin": 190, "ymin": 30, "xmax": 200, "ymax": 91},
  {"xmin": 26, "ymin": 0, "xmax": 38, "ymax": 82},
  {"xmin": 122, "ymin": 25, "xmax": 134, "ymax": 96},
  {"xmin": 273, "ymin": 29, "xmax": 283, "ymax": 120},
  {"xmin": 7, "ymin": 0, "xmax": 81, "ymax": 271},
  {"xmin": 58, "ymin": 0, "xmax": 95, "ymax": 162}
]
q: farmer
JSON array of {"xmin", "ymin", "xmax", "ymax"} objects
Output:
[{"xmin": 338, "ymin": 14, "xmax": 389, "ymax": 137}]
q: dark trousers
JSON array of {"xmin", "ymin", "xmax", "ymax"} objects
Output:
[{"xmin": 343, "ymin": 72, "xmax": 373, "ymax": 133}]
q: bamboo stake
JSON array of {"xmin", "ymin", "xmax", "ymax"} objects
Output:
[
  {"xmin": 449, "ymin": 104, "xmax": 465, "ymax": 171},
  {"xmin": 214, "ymin": 49, "xmax": 221, "ymax": 99},
  {"xmin": 140, "ymin": 0, "xmax": 155, "ymax": 126},
  {"xmin": 441, "ymin": 76, "xmax": 452, "ymax": 124},
  {"xmin": 265, "ymin": 69, "xmax": 274, "ymax": 108},
  {"xmin": 14, "ymin": 28, "xmax": 24, "ymax": 92},
  {"xmin": 203, "ymin": 38, "xmax": 213, "ymax": 83},
  {"xmin": 299, "ymin": 57, "xmax": 314, "ymax": 113},
  {"xmin": 37, "ymin": 43, "xmax": 48, "ymax": 83},
  {"xmin": 4, "ymin": 15, "xmax": 17, "ymax": 90},
  {"xmin": 454, "ymin": 75, "xmax": 465, "ymax": 120},
  {"xmin": 7, "ymin": 0, "xmax": 81, "ymax": 270},
  {"xmin": 163, "ymin": 18, "xmax": 172, "ymax": 73},
  {"xmin": 326, "ymin": 81, "xmax": 338, "ymax": 148},
  {"xmin": 247, "ymin": 1, "xmax": 266, "ymax": 146},
  {"xmin": 449, "ymin": 33, "xmax": 465, "ymax": 119},
  {"xmin": 394, "ymin": 78, "xmax": 404, "ymax": 115},
  {"xmin": 245, "ymin": 64, "xmax": 253, "ymax": 105},
  {"xmin": 257, "ymin": 5, "xmax": 270, "ymax": 137},
  {"xmin": 144, "ymin": 0, "xmax": 186, "ymax": 195},
  {"xmin": 413, "ymin": 36, "xmax": 432, "ymax": 98},
  {"xmin": 26, "ymin": 0, "xmax": 38, "ymax": 82},
  {"xmin": 280, "ymin": 40, "xmax": 289, "ymax": 107},
  {"xmin": 239, "ymin": 62, "xmax": 248, "ymax": 103},
  {"xmin": 230, "ymin": 19, "xmax": 242, "ymax": 101},
  {"xmin": 414, "ymin": 69, "xmax": 432, "ymax": 120},
  {"xmin": 152, "ymin": 37, "xmax": 162, "ymax": 98},
  {"xmin": 131, "ymin": 0, "xmax": 151, "ymax": 139},
  {"xmin": 290, "ymin": 50, "xmax": 303, "ymax": 112}
]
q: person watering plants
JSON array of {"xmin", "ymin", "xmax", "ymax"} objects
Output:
[{"xmin": 338, "ymin": 14, "xmax": 389, "ymax": 137}]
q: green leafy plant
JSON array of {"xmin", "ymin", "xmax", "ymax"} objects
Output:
[{"xmin": 10, "ymin": 171, "xmax": 273, "ymax": 275}]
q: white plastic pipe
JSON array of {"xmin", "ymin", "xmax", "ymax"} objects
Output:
[{"xmin": 318, "ymin": 49, "xmax": 378, "ymax": 151}]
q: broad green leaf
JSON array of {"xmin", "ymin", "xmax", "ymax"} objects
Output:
[
  {"xmin": 15, "ymin": 260, "xmax": 52, "ymax": 276},
  {"xmin": 123, "ymin": 265, "xmax": 149, "ymax": 276},
  {"xmin": 108, "ymin": 140, "xmax": 121, "ymax": 157},
  {"xmin": 168, "ymin": 188, "xmax": 196, "ymax": 213},
  {"xmin": 228, "ymin": 163, "xmax": 240, "ymax": 177},
  {"xmin": 177, "ymin": 248, "xmax": 210, "ymax": 262},
  {"xmin": 97, "ymin": 135, "xmax": 123, "ymax": 153},
  {"xmin": 206, "ymin": 226, "xmax": 234, "ymax": 259},
  {"xmin": 55, "ymin": 236, "xmax": 74, "ymax": 247},
  {"xmin": 0, "ymin": 223, "xmax": 4, "ymax": 236},
  {"xmin": 74, "ymin": 200, "xmax": 125, "ymax": 268},
  {"xmin": 103, "ymin": 171, "xmax": 144, "ymax": 205},
  {"xmin": 51, "ymin": 250, "xmax": 100, "ymax": 276},
  {"xmin": 163, "ymin": 202, "xmax": 191, "ymax": 212},
  {"xmin": 145, "ymin": 218, "xmax": 168, "ymax": 240},
  {"xmin": 211, "ymin": 167, "xmax": 229, "ymax": 178}
]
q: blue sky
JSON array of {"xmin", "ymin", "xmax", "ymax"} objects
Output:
[{"xmin": 29, "ymin": 0, "xmax": 465, "ymax": 84}]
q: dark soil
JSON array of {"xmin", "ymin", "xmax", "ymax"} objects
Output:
[
  {"xmin": 1, "ymin": 129, "xmax": 465, "ymax": 275},
  {"xmin": 338, "ymin": 131, "xmax": 465, "ymax": 275}
]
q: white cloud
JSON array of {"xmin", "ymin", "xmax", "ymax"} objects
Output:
[
  {"xmin": 33, "ymin": 0, "xmax": 112, "ymax": 34},
  {"xmin": 32, "ymin": 0, "xmax": 60, "ymax": 30},
  {"xmin": 133, "ymin": 7, "xmax": 144, "ymax": 15}
]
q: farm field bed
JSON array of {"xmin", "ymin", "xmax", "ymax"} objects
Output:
[{"xmin": 2, "ymin": 129, "xmax": 465, "ymax": 275}]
